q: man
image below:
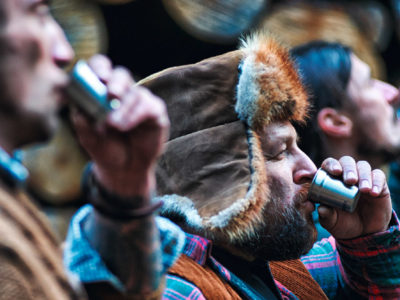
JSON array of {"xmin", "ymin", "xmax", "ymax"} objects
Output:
[
  {"xmin": 291, "ymin": 41, "xmax": 400, "ymax": 222},
  {"xmin": 291, "ymin": 41, "xmax": 400, "ymax": 169},
  {"xmin": 145, "ymin": 34, "xmax": 400, "ymax": 299},
  {"xmin": 66, "ymin": 33, "xmax": 400, "ymax": 299},
  {"xmin": 0, "ymin": 0, "xmax": 183, "ymax": 299}
]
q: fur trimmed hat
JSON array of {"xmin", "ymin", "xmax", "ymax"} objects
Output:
[{"xmin": 139, "ymin": 33, "xmax": 308, "ymax": 243}]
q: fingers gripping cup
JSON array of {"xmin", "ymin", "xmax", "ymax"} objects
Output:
[{"xmin": 308, "ymin": 168, "xmax": 360, "ymax": 213}]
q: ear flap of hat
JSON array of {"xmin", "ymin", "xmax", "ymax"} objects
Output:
[{"xmin": 155, "ymin": 121, "xmax": 269, "ymax": 243}]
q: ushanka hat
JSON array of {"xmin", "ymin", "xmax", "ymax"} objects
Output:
[{"xmin": 140, "ymin": 33, "xmax": 308, "ymax": 243}]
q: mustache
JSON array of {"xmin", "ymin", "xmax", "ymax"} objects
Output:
[{"xmin": 294, "ymin": 183, "xmax": 312, "ymax": 205}]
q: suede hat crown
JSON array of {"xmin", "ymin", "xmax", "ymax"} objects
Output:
[{"xmin": 139, "ymin": 33, "xmax": 308, "ymax": 243}]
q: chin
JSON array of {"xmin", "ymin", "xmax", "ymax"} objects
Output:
[{"xmin": 234, "ymin": 204, "xmax": 318, "ymax": 261}]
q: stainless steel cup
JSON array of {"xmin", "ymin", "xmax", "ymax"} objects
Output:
[
  {"xmin": 308, "ymin": 168, "xmax": 360, "ymax": 212},
  {"xmin": 65, "ymin": 60, "xmax": 117, "ymax": 121}
]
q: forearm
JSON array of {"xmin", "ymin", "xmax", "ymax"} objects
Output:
[
  {"xmin": 83, "ymin": 209, "xmax": 163, "ymax": 299},
  {"xmin": 81, "ymin": 164, "xmax": 164, "ymax": 299},
  {"xmin": 336, "ymin": 212, "xmax": 400, "ymax": 298},
  {"xmin": 303, "ymin": 213, "xmax": 400, "ymax": 299}
]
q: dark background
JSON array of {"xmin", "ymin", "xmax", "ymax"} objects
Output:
[
  {"xmin": 100, "ymin": 0, "xmax": 237, "ymax": 79},
  {"xmin": 98, "ymin": 0, "xmax": 400, "ymax": 84}
]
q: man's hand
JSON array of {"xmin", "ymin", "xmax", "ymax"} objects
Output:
[
  {"xmin": 318, "ymin": 156, "xmax": 392, "ymax": 240},
  {"xmin": 70, "ymin": 55, "xmax": 169, "ymax": 201}
]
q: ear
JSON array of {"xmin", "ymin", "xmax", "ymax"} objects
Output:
[{"xmin": 317, "ymin": 108, "xmax": 352, "ymax": 138}]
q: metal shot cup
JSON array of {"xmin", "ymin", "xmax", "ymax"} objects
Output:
[
  {"xmin": 65, "ymin": 60, "xmax": 120, "ymax": 121},
  {"xmin": 308, "ymin": 168, "xmax": 360, "ymax": 213}
]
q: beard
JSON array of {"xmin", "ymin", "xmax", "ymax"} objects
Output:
[
  {"xmin": 232, "ymin": 182, "xmax": 317, "ymax": 261},
  {"xmin": 0, "ymin": 90, "xmax": 60, "ymax": 149}
]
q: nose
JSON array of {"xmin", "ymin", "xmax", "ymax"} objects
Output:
[
  {"xmin": 50, "ymin": 20, "xmax": 75, "ymax": 68},
  {"xmin": 376, "ymin": 80, "xmax": 399, "ymax": 106},
  {"xmin": 293, "ymin": 148, "xmax": 317, "ymax": 184}
]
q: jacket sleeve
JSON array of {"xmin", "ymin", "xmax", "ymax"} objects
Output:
[{"xmin": 301, "ymin": 212, "xmax": 400, "ymax": 299}]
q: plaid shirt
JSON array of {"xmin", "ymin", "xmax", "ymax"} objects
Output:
[{"xmin": 65, "ymin": 206, "xmax": 400, "ymax": 299}]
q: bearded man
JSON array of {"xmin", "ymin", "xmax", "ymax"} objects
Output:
[{"xmin": 66, "ymin": 33, "xmax": 400, "ymax": 299}]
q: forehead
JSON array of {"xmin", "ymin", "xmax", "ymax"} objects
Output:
[
  {"xmin": 259, "ymin": 121, "xmax": 297, "ymax": 146},
  {"xmin": 0, "ymin": 0, "xmax": 51, "ymax": 30},
  {"xmin": 349, "ymin": 54, "xmax": 370, "ymax": 83},
  {"xmin": 346, "ymin": 53, "xmax": 372, "ymax": 108}
]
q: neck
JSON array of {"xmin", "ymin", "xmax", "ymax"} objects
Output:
[
  {"xmin": 0, "ymin": 114, "xmax": 20, "ymax": 154},
  {"xmin": 214, "ymin": 242, "xmax": 256, "ymax": 262},
  {"xmin": 322, "ymin": 136, "xmax": 356, "ymax": 160},
  {"xmin": 0, "ymin": 110, "xmax": 49, "ymax": 154}
]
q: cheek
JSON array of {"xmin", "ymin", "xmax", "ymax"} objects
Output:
[
  {"xmin": 13, "ymin": 34, "xmax": 42, "ymax": 68},
  {"xmin": 1, "ymin": 29, "xmax": 47, "ymax": 98},
  {"xmin": 0, "ymin": 31, "xmax": 42, "ymax": 77},
  {"xmin": 267, "ymin": 174, "xmax": 294, "ymax": 207},
  {"xmin": 357, "ymin": 89, "xmax": 391, "ymax": 117},
  {"xmin": 357, "ymin": 104, "xmax": 389, "ymax": 132}
]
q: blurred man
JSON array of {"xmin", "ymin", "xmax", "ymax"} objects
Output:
[
  {"xmin": 291, "ymin": 41, "xmax": 400, "ymax": 169},
  {"xmin": 0, "ymin": 0, "xmax": 182, "ymax": 299},
  {"xmin": 291, "ymin": 41, "xmax": 400, "ymax": 220},
  {"xmin": 68, "ymin": 33, "xmax": 400, "ymax": 299}
]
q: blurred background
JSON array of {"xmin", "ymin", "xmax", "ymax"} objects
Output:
[
  {"xmin": 51, "ymin": 0, "xmax": 400, "ymax": 81},
  {"xmin": 22, "ymin": 0, "xmax": 400, "ymax": 240}
]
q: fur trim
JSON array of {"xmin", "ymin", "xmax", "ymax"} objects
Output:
[
  {"xmin": 236, "ymin": 32, "xmax": 309, "ymax": 129},
  {"xmin": 158, "ymin": 194, "xmax": 204, "ymax": 230}
]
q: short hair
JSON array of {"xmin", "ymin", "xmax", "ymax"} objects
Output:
[{"xmin": 290, "ymin": 41, "xmax": 352, "ymax": 165}]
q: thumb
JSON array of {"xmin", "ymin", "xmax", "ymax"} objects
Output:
[{"xmin": 318, "ymin": 205, "xmax": 338, "ymax": 231}]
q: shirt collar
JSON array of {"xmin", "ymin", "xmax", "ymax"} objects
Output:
[
  {"xmin": 182, "ymin": 232, "xmax": 212, "ymax": 265},
  {"xmin": 0, "ymin": 148, "xmax": 28, "ymax": 187}
]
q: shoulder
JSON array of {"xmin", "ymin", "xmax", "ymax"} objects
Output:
[{"xmin": 163, "ymin": 274, "xmax": 206, "ymax": 300}]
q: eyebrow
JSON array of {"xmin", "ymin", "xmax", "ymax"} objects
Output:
[{"xmin": 277, "ymin": 131, "xmax": 296, "ymax": 147}]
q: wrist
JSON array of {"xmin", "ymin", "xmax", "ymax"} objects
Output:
[
  {"xmin": 93, "ymin": 163, "xmax": 155, "ymax": 200},
  {"xmin": 82, "ymin": 163, "xmax": 163, "ymax": 219}
]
